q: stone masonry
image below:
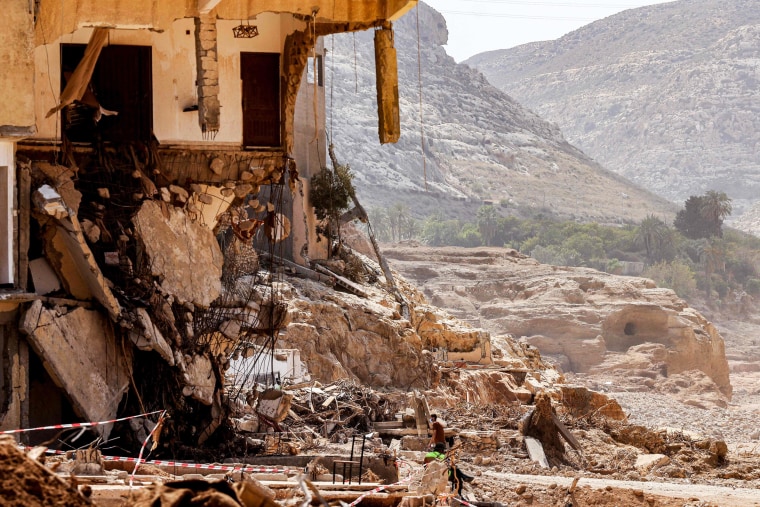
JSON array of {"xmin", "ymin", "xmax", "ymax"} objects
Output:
[{"xmin": 195, "ymin": 12, "xmax": 220, "ymax": 137}]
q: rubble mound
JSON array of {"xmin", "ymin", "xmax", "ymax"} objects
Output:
[{"xmin": 0, "ymin": 436, "xmax": 91, "ymax": 507}]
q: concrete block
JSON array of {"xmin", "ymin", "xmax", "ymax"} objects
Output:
[{"xmin": 635, "ymin": 453, "xmax": 670, "ymax": 472}]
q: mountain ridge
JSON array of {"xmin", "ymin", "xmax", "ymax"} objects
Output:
[
  {"xmin": 465, "ymin": 0, "xmax": 760, "ymax": 232},
  {"xmin": 326, "ymin": 3, "xmax": 676, "ymax": 224}
]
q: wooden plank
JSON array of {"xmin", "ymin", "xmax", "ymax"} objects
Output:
[
  {"xmin": 525, "ymin": 436, "xmax": 549, "ymax": 469},
  {"xmin": 17, "ymin": 162, "xmax": 31, "ymax": 290},
  {"xmin": 551, "ymin": 413, "xmax": 582, "ymax": 451}
]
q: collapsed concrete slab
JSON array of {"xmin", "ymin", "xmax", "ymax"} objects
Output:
[
  {"xmin": 129, "ymin": 307, "xmax": 175, "ymax": 366},
  {"xmin": 20, "ymin": 300, "xmax": 131, "ymax": 436},
  {"xmin": 133, "ymin": 201, "xmax": 223, "ymax": 308},
  {"xmin": 183, "ymin": 354, "xmax": 216, "ymax": 406},
  {"xmin": 34, "ymin": 187, "xmax": 121, "ymax": 319}
]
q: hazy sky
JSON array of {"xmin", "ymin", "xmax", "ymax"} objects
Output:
[{"xmin": 423, "ymin": 0, "xmax": 675, "ymax": 61}]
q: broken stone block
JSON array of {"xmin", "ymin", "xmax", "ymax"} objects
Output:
[
  {"xmin": 410, "ymin": 460, "xmax": 448, "ymax": 495},
  {"xmin": 233, "ymin": 417, "xmax": 259, "ymax": 433},
  {"xmin": 635, "ymin": 453, "xmax": 669, "ymax": 472},
  {"xmin": 210, "ymin": 157, "xmax": 225, "ymax": 175},
  {"xmin": 104, "ymin": 252, "xmax": 120, "ymax": 266},
  {"xmin": 129, "ymin": 308, "xmax": 175, "ymax": 366},
  {"xmin": 33, "ymin": 184, "xmax": 69, "ymax": 219},
  {"xmin": 234, "ymin": 183, "xmax": 253, "ymax": 198},
  {"xmin": 20, "ymin": 301, "xmax": 131, "ymax": 438},
  {"xmin": 40, "ymin": 214, "xmax": 121, "ymax": 320},
  {"xmin": 80, "ymin": 219, "xmax": 101, "ymax": 243},
  {"xmin": 560, "ymin": 385, "xmax": 628, "ymax": 421},
  {"xmin": 220, "ymin": 319, "xmax": 242, "ymax": 340},
  {"xmin": 97, "ymin": 188, "xmax": 110, "ymax": 199},
  {"xmin": 184, "ymin": 354, "xmax": 216, "ymax": 405},
  {"xmin": 71, "ymin": 448, "xmax": 105, "ymax": 476},
  {"xmin": 160, "ymin": 187, "xmax": 172, "ymax": 202},
  {"xmin": 169, "ymin": 184, "xmax": 189, "ymax": 202},
  {"xmin": 133, "ymin": 201, "xmax": 222, "ymax": 307}
]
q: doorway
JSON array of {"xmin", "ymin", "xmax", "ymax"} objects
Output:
[{"xmin": 240, "ymin": 52, "xmax": 281, "ymax": 148}]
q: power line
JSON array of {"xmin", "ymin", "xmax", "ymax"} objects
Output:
[
  {"xmin": 437, "ymin": 0, "xmax": 647, "ymax": 7},
  {"xmin": 437, "ymin": 10, "xmax": 597, "ymax": 21}
]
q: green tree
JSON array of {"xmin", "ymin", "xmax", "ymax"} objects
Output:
[
  {"xmin": 367, "ymin": 207, "xmax": 391, "ymax": 242},
  {"xmin": 643, "ymin": 260, "xmax": 697, "ymax": 299},
  {"xmin": 700, "ymin": 190, "xmax": 732, "ymax": 231},
  {"xmin": 562, "ymin": 232, "xmax": 605, "ymax": 263},
  {"xmin": 477, "ymin": 205, "xmax": 499, "ymax": 246},
  {"xmin": 698, "ymin": 238, "xmax": 726, "ymax": 302},
  {"xmin": 674, "ymin": 191, "xmax": 732, "ymax": 239},
  {"xmin": 635, "ymin": 214, "xmax": 670, "ymax": 262},
  {"xmin": 387, "ymin": 203, "xmax": 409, "ymax": 242},
  {"xmin": 457, "ymin": 223, "xmax": 482, "ymax": 247},
  {"xmin": 422, "ymin": 215, "xmax": 461, "ymax": 246}
]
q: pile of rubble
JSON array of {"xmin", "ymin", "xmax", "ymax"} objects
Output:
[{"xmin": 4, "ymin": 371, "xmax": 754, "ymax": 507}]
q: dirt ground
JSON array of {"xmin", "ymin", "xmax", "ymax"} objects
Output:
[{"xmin": 0, "ymin": 436, "xmax": 90, "ymax": 507}]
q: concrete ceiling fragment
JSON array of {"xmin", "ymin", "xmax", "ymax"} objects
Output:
[
  {"xmin": 20, "ymin": 300, "xmax": 131, "ymax": 438},
  {"xmin": 33, "ymin": 185, "xmax": 122, "ymax": 320},
  {"xmin": 133, "ymin": 200, "xmax": 223, "ymax": 308}
]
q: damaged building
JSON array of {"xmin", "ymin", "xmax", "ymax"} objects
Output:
[{"xmin": 0, "ymin": 0, "xmax": 417, "ymax": 453}]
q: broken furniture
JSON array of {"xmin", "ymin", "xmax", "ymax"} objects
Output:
[{"xmin": 332, "ymin": 433, "xmax": 373, "ymax": 485}]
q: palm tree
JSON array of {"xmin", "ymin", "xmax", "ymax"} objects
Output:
[
  {"xmin": 388, "ymin": 203, "xmax": 409, "ymax": 242},
  {"xmin": 636, "ymin": 214, "xmax": 668, "ymax": 262},
  {"xmin": 477, "ymin": 205, "xmax": 499, "ymax": 246},
  {"xmin": 698, "ymin": 238, "xmax": 726, "ymax": 302},
  {"xmin": 700, "ymin": 190, "xmax": 732, "ymax": 237}
]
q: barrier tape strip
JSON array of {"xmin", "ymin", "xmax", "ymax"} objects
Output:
[
  {"xmin": 130, "ymin": 410, "xmax": 167, "ymax": 488},
  {"xmin": 21, "ymin": 446, "xmax": 299, "ymax": 474},
  {"xmin": 347, "ymin": 461, "xmax": 423, "ymax": 507},
  {"xmin": 106, "ymin": 455, "xmax": 297, "ymax": 474},
  {"xmin": 1, "ymin": 410, "xmax": 165, "ymax": 435}
]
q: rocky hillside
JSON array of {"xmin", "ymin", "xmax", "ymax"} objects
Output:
[
  {"xmin": 465, "ymin": 0, "xmax": 760, "ymax": 229},
  {"xmin": 327, "ymin": 3, "xmax": 676, "ymax": 223},
  {"xmin": 383, "ymin": 244, "xmax": 732, "ymax": 408}
]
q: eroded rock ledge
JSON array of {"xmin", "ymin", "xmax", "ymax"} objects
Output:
[{"xmin": 384, "ymin": 244, "xmax": 732, "ymax": 401}]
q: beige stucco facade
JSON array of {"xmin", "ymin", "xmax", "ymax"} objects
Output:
[
  {"xmin": 0, "ymin": 1, "xmax": 35, "ymax": 138},
  {"xmin": 32, "ymin": 14, "xmax": 308, "ymax": 145},
  {"xmin": 33, "ymin": 0, "xmax": 416, "ymax": 45}
]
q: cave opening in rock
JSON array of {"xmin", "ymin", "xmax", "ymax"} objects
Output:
[{"xmin": 624, "ymin": 322, "xmax": 636, "ymax": 335}]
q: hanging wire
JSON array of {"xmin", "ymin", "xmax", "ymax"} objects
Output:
[
  {"xmin": 311, "ymin": 12, "xmax": 319, "ymax": 143},
  {"xmin": 415, "ymin": 4, "xmax": 428, "ymax": 190},
  {"xmin": 353, "ymin": 32, "xmax": 358, "ymax": 93},
  {"xmin": 329, "ymin": 34, "xmax": 335, "ymax": 141}
]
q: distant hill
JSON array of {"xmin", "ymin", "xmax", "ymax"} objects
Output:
[
  {"xmin": 326, "ymin": 3, "xmax": 676, "ymax": 224},
  {"xmin": 465, "ymin": 0, "xmax": 760, "ymax": 233}
]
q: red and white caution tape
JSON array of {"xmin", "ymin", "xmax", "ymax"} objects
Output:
[
  {"xmin": 130, "ymin": 410, "xmax": 167, "ymax": 488},
  {"xmin": 105, "ymin": 455, "xmax": 297, "ymax": 474},
  {"xmin": 347, "ymin": 469, "xmax": 417, "ymax": 507},
  {"xmin": 1, "ymin": 410, "xmax": 165, "ymax": 435},
  {"xmin": 22, "ymin": 446, "xmax": 299, "ymax": 474}
]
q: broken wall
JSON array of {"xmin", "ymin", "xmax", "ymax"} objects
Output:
[
  {"xmin": 291, "ymin": 37, "xmax": 327, "ymax": 264},
  {"xmin": 0, "ymin": 314, "xmax": 27, "ymax": 433},
  {"xmin": 32, "ymin": 13, "xmax": 308, "ymax": 146}
]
